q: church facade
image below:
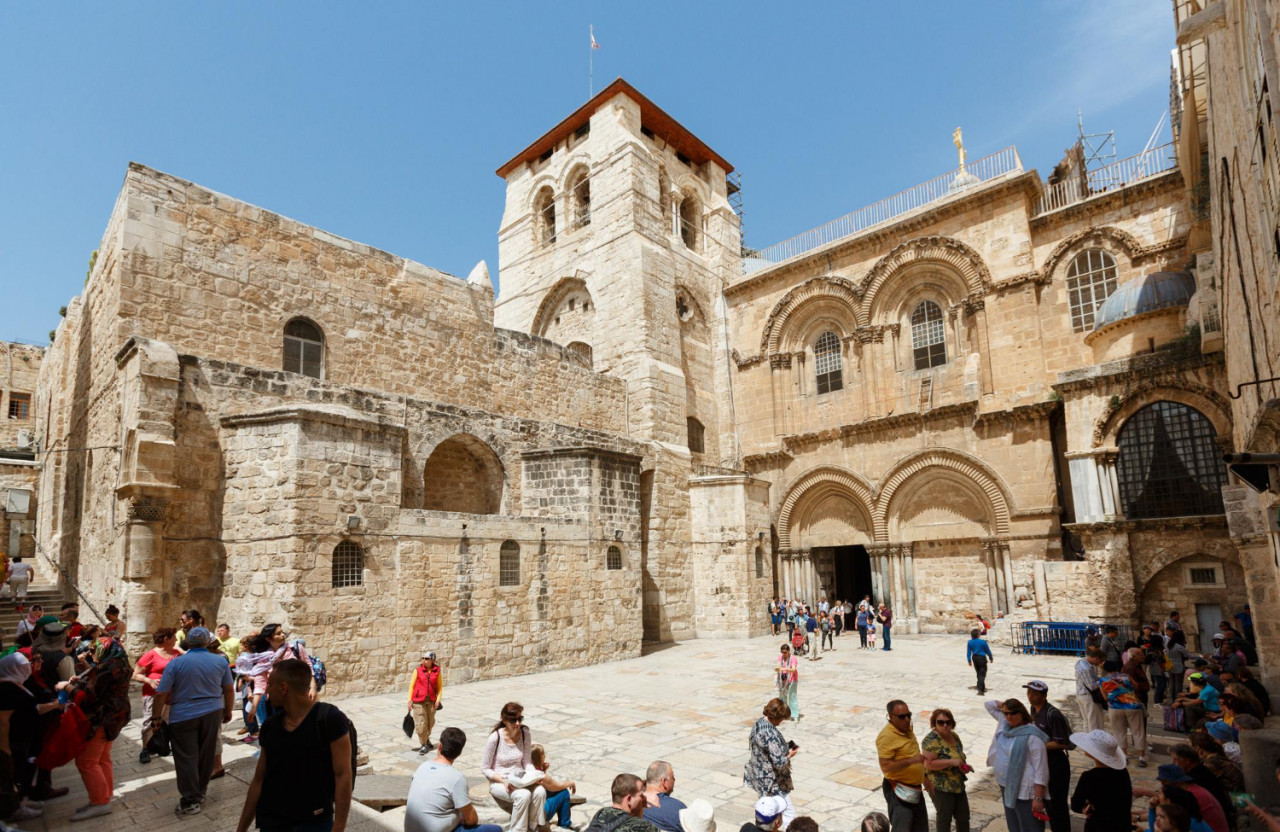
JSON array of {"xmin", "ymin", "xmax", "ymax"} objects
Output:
[{"xmin": 33, "ymin": 62, "xmax": 1276, "ymax": 690}]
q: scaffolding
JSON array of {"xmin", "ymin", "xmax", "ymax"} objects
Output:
[{"xmin": 727, "ymin": 170, "xmax": 749, "ymax": 257}]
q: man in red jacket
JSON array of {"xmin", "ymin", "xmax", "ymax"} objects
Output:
[{"xmin": 407, "ymin": 650, "xmax": 444, "ymax": 754}]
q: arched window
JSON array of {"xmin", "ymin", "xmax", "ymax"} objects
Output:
[
  {"xmin": 1066, "ymin": 249, "xmax": 1119, "ymax": 332},
  {"xmin": 284, "ymin": 318, "xmax": 324, "ymax": 379},
  {"xmin": 566, "ymin": 341, "xmax": 593, "ymax": 367},
  {"xmin": 755, "ymin": 545, "xmax": 764, "ymax": 579},
  {"xmin": 814, "ymin": 331, "xmax": 843, "ymax": 394},
  {"xmin": 499, "ymin": 540, "xmax": 520, "ymax": 586},
  {"xmin": 568, "ymin": 167, "xmax": 591, "ymax": 229},
  {"xmin": 606, "ymin": 545, "xmax": 623, "ymax": 570},
  {"xmin": 533, "ymin": 186, "xmax": 556, "ymax": 247},
  {"xmin": 332, "ymin": 540, "xmax": 364, "ymax": 588},
  {"xmin": 679, "ymin": 194, "xmax": 700, "ymax": 250},
  {"xmin": 910, "ymin": 301, "xmax": 947, "ymax": 370},
  {"xmin": 1116, "ymin": 401, "xmax": 1228, "ymax": 519},
  {"xmin": 687, "ymin": 417, "xmax": 706, "ymax": 453}
]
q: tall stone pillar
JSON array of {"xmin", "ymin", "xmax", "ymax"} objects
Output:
[
  {"xmin": 903, "ymin": 543, "xmax": 918, "ymax": 618},
  {"xmin": 121, "ymin": 496, "xmax": 170, "ymax": 655},
  {"xmin": 1235, "ymin": 536, "xmax": 1280, "ymax": 689},
  {"xmin": 983, "ymin": 542, "xmax": 1000, "ymax": 617},
  {"xmin": 1001, "ymin": 543, "xmax": 1016, "ymax": 612}
]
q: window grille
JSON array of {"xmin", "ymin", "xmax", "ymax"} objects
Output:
[
  {"xmin": 1188, "ymin": 567, "xmax": 1218, "ymax": 585},
  {"xmin": 814, "ymin": 331, "xmax": 843, "ymax": 394},
  {"xmin": 7, "ymin": 392, "xmax": 30, "ymax": 420},
  {"xmin": 499, "ymin": 540, "xmax": 520, "ymax": 586},
  {"xmin": 910, "ymin": 301, "xmax": 947, "ymax": 370},
  {"xmin": 571, "ymin": 172, "xmax": 591, "ymax": 229},
  {"xmin": 332, "ymin": 540, "xmax": 364, "ymax": 588},
  {"xmin": 606, "ymin": 545, "xmax": 622, "ymax": 570},
  {"xmin": 533, "ymin": 188, "xmax": 556, "ymax": 247},
  {"xmin": 1066, "ymin": 249, "xmax": 1119, "ymax": 332},
  {"xmin": 687, "ymin": 417, "xmax": 705, "ymax": 454},
  {"xmin": 755, "ymin": 546, "xmax": 764, "ymax": 579},
  {"xmin": 1115, "ymin": 401, "xmax": 1227, "ymax": 519},
  {"xmin": 283, "ymin": 319, "xmax": 324, "ymax": 379}
]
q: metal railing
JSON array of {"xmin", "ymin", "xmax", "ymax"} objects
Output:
[
  {"xmin": 1035, "ymin": 143, "xmax": 1179, "ymax": 214},
  {"xmin": 742, "ymin": 147, "xmax": 1024, "ymax": 275},
  {"xmin": 1009, "ymin": 621, "xmax": 1136, "ymax": 656}
]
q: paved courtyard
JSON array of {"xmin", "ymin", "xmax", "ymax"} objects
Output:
[{"xmin": 25, "ymin": 631, "xmax": 1170, "ymax": 832}]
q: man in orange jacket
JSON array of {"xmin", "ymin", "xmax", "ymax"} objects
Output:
[{"xmin": 407, "ymin": 650, "xmax": 444, "ymax": 754}]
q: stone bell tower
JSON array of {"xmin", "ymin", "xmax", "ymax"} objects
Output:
[{"xmin": 493, "ymin": 79, "xmax": 756, "ymax": 641}]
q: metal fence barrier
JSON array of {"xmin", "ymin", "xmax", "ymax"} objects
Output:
[{"xmin": 1009, "ymin": 621, "xmax": 1137, "ymax": 656}]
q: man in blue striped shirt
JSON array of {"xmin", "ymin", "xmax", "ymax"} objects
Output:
[{"xmin": 966, "ymin": 629, "xmax": 994, "ymax": 695}]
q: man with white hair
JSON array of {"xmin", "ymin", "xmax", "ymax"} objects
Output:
[
  {"xmin": 154, "ymin": 626, "xmax": 235, "ymax": 816},
  {"xmin": 643, "ymin": 760, "xmax": 687, "ymax": 832}
]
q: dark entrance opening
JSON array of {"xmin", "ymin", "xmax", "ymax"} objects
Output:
[{"xmin": 833, "ymin": 545, "xmax": 872, "ymax": 606}]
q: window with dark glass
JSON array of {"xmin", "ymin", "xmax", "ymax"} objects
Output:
[
  {"xmin": 283, "ymin": 319, "xmax": 324, "ymax": 379},
  {"xmin": 606, "ymin": 545, "xmax": 622, "ymax": 570},
  {"xmin": 910, "ymin": 300, "xmax": 947, "ymax": 370},
  {"xmin": 814, "ymin": 331, "xmax": 843, "ymax": 394},
  {"xmin": 332, "ymin": 540, "xmax": 364, "ymax": 588},
  {"xmin": 499, "ymin": 540, "xmax": 521, "ymax": 586},
  {"xmin": 687, "ymin": 417, "xmax": 705, "ymax": 453},
  {"xmin": 1066, "ymin": 249, "xmax": 1119, "ymax": 332},
  {"xmin": 1115, "ymin": 401, "xmax": 1227, "ymax": 518}
]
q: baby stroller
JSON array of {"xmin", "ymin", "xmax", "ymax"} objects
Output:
[{"xmin": 791, "ymin": 628, "xmax": 808, "ymax": 657}]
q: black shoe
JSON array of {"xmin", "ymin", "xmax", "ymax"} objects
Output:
[
  {"xmin": 139, "ymin": 750, "xmax": 152, "ymax": 764},
  {"xmin": 417, "ymin": 745, "xmax": 429, "ymax": 755},
  {"xmin": 425, "ymin": 740, "xmax": 435, "ymax": 750}
]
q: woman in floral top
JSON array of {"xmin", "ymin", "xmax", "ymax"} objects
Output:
[
  {"xmin": 744, "ymin": 698, "xmax": 798, "ymax": 829},
  {"xmin": 775, "ymin": 644, "xmax": 799, "ymax": 721},
  {"xmin": 921, "ymin": 708, "xmax": 970, "ymax": 832}
]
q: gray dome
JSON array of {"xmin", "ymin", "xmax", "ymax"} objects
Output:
[{"xmin": 1093, "ymin": 271, "xmax": 1196, "ymax": 331}]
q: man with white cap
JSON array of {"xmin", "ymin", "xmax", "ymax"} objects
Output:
[
  {"xmin": 153, "ymin": 625, "xmax": 235, "ymax": 816},
  {"xmin": 740, "ymin": 796, "xmax": 787, "ymax": 832},
  {"xmin": 1024, "ymin": 681, "xmax": 1073, "ymax": 832},
  {"xmin": 407, "ymin": 649, "xmax": 444, "ymax": 754},
  {"xmin": 1066, "ymin": 729, "xmax": 1131, "ymax": 831}
]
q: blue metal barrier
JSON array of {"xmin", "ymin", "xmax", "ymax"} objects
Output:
[{"xmin": 1009, "ymin": 621, "xmax": 1136, "ymax": 656}]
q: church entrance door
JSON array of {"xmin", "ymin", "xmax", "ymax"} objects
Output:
[{"xmin": 833, "ymin": 545, "xmax": 873, "ymax": 606}]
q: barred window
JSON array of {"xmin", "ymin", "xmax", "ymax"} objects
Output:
[
  {"xmin": 687, "ymin": 417, "xmax": 705, "ymax": 454},
  {"xmin": 910, "ymin": 301, "xmax": 947, "ymax": 370},
  {"xmin": 284, "ymin": 318, "xmax": 324, "ymax": 379},
  {"xmin": 534, "ymin": 187, "xmax": 556, "ymax": 247},
  {"xmin": 606, "ymin": 545, "xmax": 623, "ymax": 570},
  {"xmin": 755, "ymin": 545, "xmax": 764, "ymax": 579},
  {"xmin": 568, "ymin": 167, "xmax": 591, "ymax": 229},
  {"xmin": 1116, "ymin": 401, "xmax": 1227, "ymax": 519},
  {"xmin": 332, "ymin": 540, "xmax": 364, "ymax": 588},
  {"xmin": 1066, "ymin": 249, "xmax": 1118, "ymax": 332},
  {"xmin": 814, "ymin": 331, "xmax": 843, "ymax": 394},
  {"xmin": 7, "ymin": 392, "xmax": 30, "ymax": 421},
  {"xmin": 499, "ymin": 540, "xmax": 521, "ymax": 586}
]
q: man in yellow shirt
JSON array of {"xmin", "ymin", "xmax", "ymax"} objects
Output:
[
  {"xmin": 876, "ymin": 699, "xmax": 929, "ymax": 832},
  {"xmin": 216, "ymin": 623, "xmax": 241, "ymax": 664}
]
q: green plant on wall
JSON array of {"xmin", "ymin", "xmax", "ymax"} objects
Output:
[
  {"xmin": 84, "ymin": 249, "xmax": 98, "ymax": 287},
  {"xmin": 1109, "ymin": 394, "xmax": 1122, "ymax": 410}
]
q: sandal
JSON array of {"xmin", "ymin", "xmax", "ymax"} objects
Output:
[{"xmin": 210, "ymin": 769, "xmax": 226, "ymax": 779}]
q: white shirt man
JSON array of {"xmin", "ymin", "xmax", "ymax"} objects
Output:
[
  {"xmin": 1073, "ymin": 649, "xmax": 1106, "ymax": 733},
  {"xmin": 405, "ymin": 727, "xmax": 500, "ymax": 832}
]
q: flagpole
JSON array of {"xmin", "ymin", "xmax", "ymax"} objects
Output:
[{"xmin": 589, "ymin": 24, "xmax": 594, "ymax": 98}]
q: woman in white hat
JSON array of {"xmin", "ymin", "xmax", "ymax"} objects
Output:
[{"xmin": 1068, "ymin": 729, "xmax": 1132, "ymax": 831}]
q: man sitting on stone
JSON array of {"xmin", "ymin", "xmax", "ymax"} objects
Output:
[
  {"xmin": 740, "ymin": 796, "xmax": 787, "ymax": 832},
  {"xmin": 406, "ymin": 726, "xmax": 504, "ymax": 832},
  {"xmin": 585, "ymin": 774, "xmax": 659, "ymax": 832},
  {"xmin": 643, "ymin": 761, "xmax": 687, "ymax": 832}
]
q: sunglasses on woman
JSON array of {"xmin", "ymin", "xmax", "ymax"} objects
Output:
[{"xmin": 935, "ymin": 720, "xmax": 954, "ymax": 726}]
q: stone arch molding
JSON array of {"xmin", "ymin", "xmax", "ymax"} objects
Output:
[
  {"xmin": 1092, "ymin": 383, "xmax": 1233, "ymax": 449},
  {"xmin": 875, "ymin": 449, "xmax": 1013, "ymax": 537},
  {"xmin": 776, "ymin": 466, "xmax": 875, "ymax": 548},
  {"xmin": 531, "ymin": 275, "xmax": 592, "ymax": 339},
  {"xmin": 760, "ymin": 276, "xmax": 863, "ymax": 355},
  {"xmin": 1042, "ymin": 226, "xmax": 1143, "ymax": 279},
  {"xmin": 859, "ymin": 236, "xmax": 992, "ymax": 319},
  {"xmin": 1135, "ymin": 549, "xmax": 1242, "ymax": 599}
]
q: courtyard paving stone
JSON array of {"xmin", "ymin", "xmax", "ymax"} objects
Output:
[{"xmin": 22, "ymin": 632, "xmax": 1174, "ymax": 832}]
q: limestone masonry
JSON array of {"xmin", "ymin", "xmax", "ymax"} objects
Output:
[{"xmin": 30, "ymin": 3, "xmax": 1280, "ymax": 693}]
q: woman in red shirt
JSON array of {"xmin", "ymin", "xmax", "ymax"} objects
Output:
[{"xmin": 131, "ymin": 628, "xmax": 180, "ymax": 764}]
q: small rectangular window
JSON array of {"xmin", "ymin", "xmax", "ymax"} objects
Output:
[
  {"xmin": 1188, "ymin": 567, "xmax": 1218, "ymax": 585},
  {"xmin": 499, "ymin": 542, "xmax": 521, "ymax": 586},
  {"xmin": 574, "ymin": 123, "xmax": 590, "ymax": 140},
  {"xmin": 7, "ymin": 393, "xmax": 30, "ymax": 421}
]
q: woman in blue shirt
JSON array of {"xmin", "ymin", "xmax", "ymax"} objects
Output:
[{"xmin": 966, "ymin": 629, "xmax": 994, "ymax": 695}]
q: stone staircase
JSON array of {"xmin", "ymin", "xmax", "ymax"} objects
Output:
[{"xmin": 0, "ymin": 583, "xmax": 73, "ymax": 638}]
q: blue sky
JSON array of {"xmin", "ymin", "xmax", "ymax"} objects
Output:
[{"xmin": 0, "ymin": 1, "xmax": 1176, "ymax": 345}]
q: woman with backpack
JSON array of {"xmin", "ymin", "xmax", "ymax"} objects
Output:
[{"xmin": 481, "ymin": 702, "xmax": 547, "ymax": 832}]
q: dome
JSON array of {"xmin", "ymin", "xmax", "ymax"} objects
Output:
[{"xmin": 1092, "ymin": 270, "xmax": 1196, "ymax": 331}]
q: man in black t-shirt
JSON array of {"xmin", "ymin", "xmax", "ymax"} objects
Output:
[
  {"xmin": 1025, "ymin": 680, "xmax": 1074, "ymax": 832},
  {"xmin": 236, "ymin": 659, "xmax": 353, "ymax": 832}
]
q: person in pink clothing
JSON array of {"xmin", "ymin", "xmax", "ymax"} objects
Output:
[
  {"xmin": 132, "ymin": 627, "xmax": 181, "ymax": 764},
  {"xmin": 481, "ymin": 702, "xmax": 547, "ymax": 832}
]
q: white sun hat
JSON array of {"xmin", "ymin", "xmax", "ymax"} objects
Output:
[
  {"xmin": 679, "ymin": 799, "xmax": 717, "ymax": 832},
  {"xmin": 1070, "ymin": 729, "xmax": 1126, "ymax": 770}
]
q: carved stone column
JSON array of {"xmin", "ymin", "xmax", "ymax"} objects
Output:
[
  {"xmin": 983, "ymin": 541, "xmax": 1001, "ymax": 617},
  {"xmin": 902, "ymin": 542, "xmax": 918, "ymax": 619},
  {"xmin": 122, "ymin": 496, "xmax": 170, "ymax": 651},
  {"xmin": 1001, "ymin": 542, "xmax": 1016, "ymax": 613}
]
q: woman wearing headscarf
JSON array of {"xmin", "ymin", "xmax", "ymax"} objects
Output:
[
  {"xmin": 985, "ymin": 698, "xmax": 1049, "ymax": 831},
  {"xmin": 0, "ymin": 653, "xmax": 62, "ymax": 823},
  {"xmin": 15, "ymin": 606, "xmax": 42, "ymax": 641},
  {"xmin": 67, "ymin": 637, "xmax": 132, "ymax": 822}
]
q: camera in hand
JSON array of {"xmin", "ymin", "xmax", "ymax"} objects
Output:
[{"xmin": 787, "ymin": 740, "xmax": 798, "ymax": 750}]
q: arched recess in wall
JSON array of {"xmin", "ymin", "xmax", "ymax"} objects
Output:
[
  {"xmin": 875, "ymin": 449, "xmax": 1012, "ymax": 540},
  {"xmin": 759, "ymin": 276, "xmax": 863, "ymax": 356},
  {"xmin": 422, "ymin": 434, "xmax": 504, "ymax": 515},
  {"xmin": 859, "ymin": 236, "xmax": 991, "ymax": 322},
  {"xmin": 531, "ymin": 276, "xmax": 594, "ymax": 347},
  {"xmin": 885, "ymin": 467, "xmax": 994, "ymax": 542},
  {"xmin": 1041, "ymin": 226, "xmax": 1143, "ymax": 282},
  {"xmin": 776, "ymin": 466, "xmax": 876, "ymax": 549},
  {"xmin": 1136, "ymin": 553, "xmax": 1246, "ymax": 652},
  {"xmin": 677, "ymin": 288, "xmax": 716, "ymax": 457}
]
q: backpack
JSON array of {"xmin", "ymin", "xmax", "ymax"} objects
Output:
[
  {"xmin": 290, "ymin": 643, "xmax": 327, "ymax": 691},
  {"xmin": 315, "ymin": 703, "xmax": 358, "ymax": 780}
]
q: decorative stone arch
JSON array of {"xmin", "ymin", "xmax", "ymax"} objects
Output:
[
  {"xmin": 875, "ymin": 449, "xmax": 1013, "ymax": 538},
  {"xmin": 531, "ymin": 275, "xmax": 593, "ymax": 339},
  {"xmin": 562, "ymin": 157, "xmax": 592, "ymax": 229},
  {"xmin": 776, "ymin": 466, "xmax": 876, "ymax": 548},
  {"xmin": 1042, "ymin": 226, "xmax": 1143, "ymax": 280},
  {"xmin": 859, "ymin": 236, "xmax": 991, "ymax": 320},
  {"xmin": 1093, "ymin": 384, "xmax": 1233, "ymax": 449},
  {"xmin": 759, "ymin": 276, "xmax": 863, "ymax": 355},
  {"xmin": 1134, "ymin": 548, "xmax": 1243, "ymax": 604},
  {"xmin": 422, "ymin": 433, "xmax": 505, "ymax": 515}
]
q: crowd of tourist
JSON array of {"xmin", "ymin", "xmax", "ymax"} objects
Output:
[{"xmin": 0, "ymin": 592, "xmax": 1275, "ymax": 832}]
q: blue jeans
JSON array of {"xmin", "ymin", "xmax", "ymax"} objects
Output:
[
  {"xmin": 882, "ymin": 624, "xmax": 892, "ymax": 650},
  {"xmin": 544, "ymin": 789, "xmax": 572, "ymax": 827},
  {"xmin": 460, "ymin": 825, "xmax": 504, "ymax": 832},
  {"xmin": 1000, "ymin": 790, "xmax": 1044, "ymax": 832}
]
